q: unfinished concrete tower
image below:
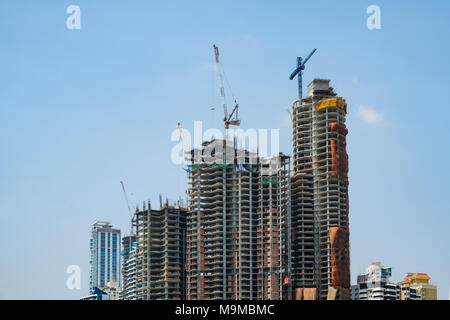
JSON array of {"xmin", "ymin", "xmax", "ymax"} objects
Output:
[
  {"xmin": 185, "ymin": 139, "xmax": 290, "ymax": 300},
  {"xmin": 134, "ymin": 203, "xmax": 187, "ymax": 300},
  {"xmin": 256, "ymin": 154, "xmax": 291, "ymax": 300},
  {"xmin": 291, "ymin": 79, "xmax": 350, "ymax": 300},
  {"xmin": 121, "ymin": 235, "xmax": 137, "ymax": 300}
]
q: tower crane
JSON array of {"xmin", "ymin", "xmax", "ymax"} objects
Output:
[
  {"xmin": 120, "ymin": 181, "xmax": 136, "ymax": 236},
  {"xmin": 178, "ymin": 122, "xmax": 188, "ymax": 169},
  {"xmin": 286, "ymin": 108, "xmax": 293, "ymax": 122},
  {"xmin": 289, "ymin": 48, "xmax": 317, "ymax": 99},
  {"xmin": 213, "ymin": 45, "xmax": 240, "ymax": 140}
]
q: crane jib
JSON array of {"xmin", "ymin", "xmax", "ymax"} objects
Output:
[
  {"xmin": 213, "ymin": 44, "xmax": 241, "ymax": 132},
  {"xmin": 289, "ymin": 48, "xmax": 317, "ymax": 99},
  {"xmin": 289, "ymin": 67, "xmax": 301, "ymax": 80}
]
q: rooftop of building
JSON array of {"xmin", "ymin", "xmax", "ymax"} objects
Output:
[
  {"xmin": 297, "ymin": 78, "xmax": 337, "ymax": 100},
  {"xmin": 403, "ymin": 273, "xmax": 431, "ymax": 281},
  {"xmin": 92, "ymin": 220, "xmax": 121, "ymax": 233},
  {"xmin": 92, "ymin": 220, "xmax": 112, "ymax": 227}
]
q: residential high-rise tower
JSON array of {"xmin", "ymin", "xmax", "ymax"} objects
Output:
[{"xmin": 89, "ymin": 221, "xmax": 121, "ymax": 293}]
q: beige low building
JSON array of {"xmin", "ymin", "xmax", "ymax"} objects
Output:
[{"xmin": 398, "ymin": 273, "xmax": 437, "ymax": 300}]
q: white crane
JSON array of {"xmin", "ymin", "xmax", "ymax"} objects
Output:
[
  {"xmin": 213, "ymin": 45, "xmax": 240, "ymax": 141},
  {"xmin": 120, "ymin": 181, "xmax": 136, "ymax": 236}
]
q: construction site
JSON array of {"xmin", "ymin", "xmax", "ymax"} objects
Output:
[{"xmin": 119, "ymin": 46, "xmax": 351, "ymax": 300}]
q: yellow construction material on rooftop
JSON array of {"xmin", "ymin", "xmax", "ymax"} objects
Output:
[{"xmin": 316, "ymin": 97, "xmax": 347, "ymax": 112}]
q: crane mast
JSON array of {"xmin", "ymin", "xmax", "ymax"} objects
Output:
[{"xmin": 213, "ymin": 45, "xmax": 240, "ymax": 140}]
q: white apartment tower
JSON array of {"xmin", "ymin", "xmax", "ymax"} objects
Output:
[
  {"xmin": 351, "ymin": 262, "xmax": 422, "ymax": 300},
  {"xmin": 89, "ymin": 221, "xmax": 121, "ymax": 293},
  {"xmin": 351, "ymin": 262, "xmax": 398, "ymax": 300}
]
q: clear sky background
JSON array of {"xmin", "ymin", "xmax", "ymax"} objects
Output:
[{"xmin": 1, "ymin": 0, "xmax": 449, "ymax": 299}]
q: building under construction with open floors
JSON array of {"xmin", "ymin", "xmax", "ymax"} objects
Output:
[
  {"xmin": 122, "ymin": 235, "xmax": 137, "ymax": 300},
  {"xmin": 290, "ymin": 78, "xmax": 350, "ymax": 300},
  {"xmin": 134, "ymin": 203, "xmax": 187, "ymax": 300},
  {"xmin": 185, "ymin": 139, "xmax": 291, "ymax": 300}
]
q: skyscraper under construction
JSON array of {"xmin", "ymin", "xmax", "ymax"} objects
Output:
[
  {"xmin": 185, "ymin": 140, "xmax": 291, "ymax": 300},
  {"xmin": 134, "ymin": 203, "xmax": 187, "ymax": 300},
  {"xmin": 291, "ymin": 79, "xmax": 350, "ymax": 300}
]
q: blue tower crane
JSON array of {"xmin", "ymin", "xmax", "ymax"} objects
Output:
[{"xmin": 289, "ymin": 48, "xmax": 317, "ymax": 99}]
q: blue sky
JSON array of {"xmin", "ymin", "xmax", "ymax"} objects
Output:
[{"xmin": 1, "ymin": 0, "xmax": 449, "ymax": 299}]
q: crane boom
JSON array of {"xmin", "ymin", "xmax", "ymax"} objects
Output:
[
  {"xmin": 177, "ymin": 122, "xmax": 188, "ymax": 166},
  {"xmin": 302, "ymin": 48, "xmax": 317, "ymax": 66},
  {"xmin": 178, "ymin": 122, "xmax": 184, "ymax": 145},
  {"xmin": 213, "ymin": 45, "xmax": 240, "ymax": 135},
  {"xmin": 120, "ymin": 181, "xmax": 135, "ymax": 236},
  {"xmin": 213, "ymin": 45, "xmax": 228, "ymax": 123},
  {"xmin": 286, "ymin": 108, "xmax": 293, "ymax": 121},
  {"xmin": 289, "ymin": 48, "xmax": 317, "ymax": 99},
  {"xmin": 120, "ymin": 181, "xmax": 132, "ymax": 216}
]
